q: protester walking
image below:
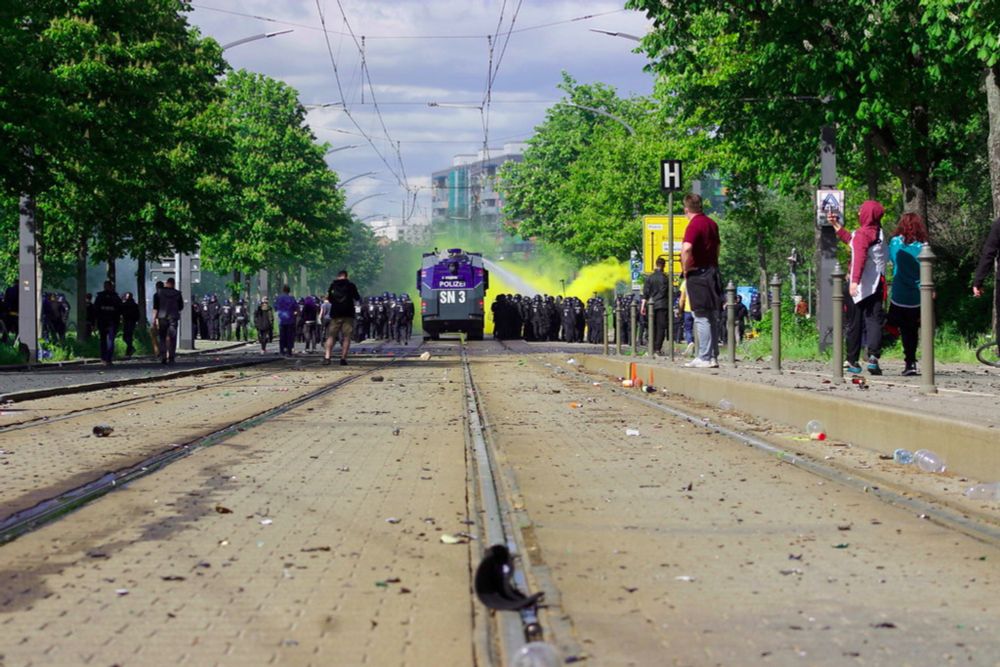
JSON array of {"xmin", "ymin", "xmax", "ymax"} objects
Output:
[
  {"xmin": 274, "ymin": 286, "xmax": 299, "ymax": 356},
  {"xmin": 887, "ymin": 213, "xmax": 928, "ymax": 376},
  {"xmin": 640, "ymin": 256, "xmax": 670, "ymax": 356},
  {"xmin": 254, "ymin": 297, "xmax": 274, "ymax": 354},
  {"xmin": 829, "ymin": 200, "xmax": 887, "ymax": 375},
  {"xmin": 93, "ymin": 281, "xmax": 122, "ymax": 366},
  {"xmin": 120, "ymin": 292, "xmax": 140, "ymax": 357},
  {"xmin": 324, "ymin": 270, "xmax": 361, "ymax": 366},
  {"xmin": 680, "ymin": 193, "xmax": 723, "ymax": 368},
  {"xmin": 972, "ymin": 216, "xmax": 1000, "ymax": 343},
  {"xmin": 152, "ymin": 278, "xmax": 183, "ymax": 365}
]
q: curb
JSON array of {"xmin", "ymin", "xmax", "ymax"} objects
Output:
[
  {"xmin": 0, "ymin": 340, "xmax": 251, "ymax": 373},
  {"xmin": 578, "ymin": 354, "xmax": 1000, "ymax": 481},
  {"xmin": 0, "ymin": 358, "xmax": 266, "ymax": 404}
]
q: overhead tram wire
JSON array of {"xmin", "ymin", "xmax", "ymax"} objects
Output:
[
  {"xmin": 312, "ymin": 0, "xmax": 405, "ymax": 190},
  {"xmin": 191, "ymin": 4, "xmax": 626, "ymax": 40},
  {"xmin": 332, "ymin": 0, "xmax": 413, "ymax": 222}
]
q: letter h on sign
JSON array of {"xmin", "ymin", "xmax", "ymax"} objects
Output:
[{"xmin": 660, "ymin": 160, "xmax": 683, "ymax": 193}]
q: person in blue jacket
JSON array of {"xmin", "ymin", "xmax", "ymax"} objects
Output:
[{"xmin": 887, "ymin": 213, "xmax": 928, "ymax": 376}]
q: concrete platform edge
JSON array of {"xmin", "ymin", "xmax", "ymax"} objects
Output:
[{"xmin": 579, "ymin": 355, "xmax": 999, "ymax": 481}]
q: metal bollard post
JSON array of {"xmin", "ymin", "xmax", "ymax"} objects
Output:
[
  {"xmin": 647, "ymin": 305, "xmax": 654, "ymax": 357},
  {"xmin": 919, "ymin": 245, "xmax": 937, "ymax": 393},
  {"xmin": 831, "ymin": 262, "xmax": 845, "ymax": 381},
  {"xmin": 603, "ymin": 307, "xmax": 610, "ymax": 356},
  {"xmin": 726, "ymin": 281, "xmax": 736, "ymax": 364},
  {"xmin": 615, "ymin": 304, "xmax": 622, "ymax": 355},
  {"xmin": 630, "ymin": 302, "xmax": 638, "ymax": 356},
  {"xmin": 770, "ymin": 273, "xmax": 783, "ymax": 373}
]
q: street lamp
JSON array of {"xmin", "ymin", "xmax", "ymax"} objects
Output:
[
  {"xmin": 221, "ymin": 29, "xmax": 294, "ymax": 51},
  {"xmin": 339, "ymin": 172, "xmax": 377, "ymax": 188},
  {"xmin": 589, "ymin": 28, "xmax": 643, "ymax": 42},
  {"xmin": 325, "ymin": 145, "xmax": 358, "ymax": 155},
  {"xmin": 347, "ymin": 193, "xmax": 386, "ymax": 212},
  {"xmin": 564, "ymin": 103, "xmax": 636, "ymax": 135}
]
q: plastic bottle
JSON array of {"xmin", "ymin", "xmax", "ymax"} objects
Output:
[
  {"xmin": 511, "ymin": 642, "xmax": 561, "ymax": 667},
  {"xmin": 964, "ymin": 483, "xmax": 1000, "ymax": 501},
  {"xmin": 718, "ymin": 399, "xmax": 734, "ymax": 411},
  {"xmin": 913, "ymin": 449, "xmax": 946, "ymax": 473},
  {"xmin": 805, "ymin": 419, "xmax": 823, "ymax": 435},
  {"xmin": 892, "ymin": 448, "xmax": 914, "ymax": 464}
]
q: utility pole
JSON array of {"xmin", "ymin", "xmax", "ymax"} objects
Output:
[
  {"xmin": 178, "ymin": 252, "xmax": 194, "ymax": 350},
  {"xmin": 817, "ymin": 126, "xmax": 839, "ymax": 352},
  {"xmin": 18, "ymin": 194, "xmax": 40, "ymax": 364}
]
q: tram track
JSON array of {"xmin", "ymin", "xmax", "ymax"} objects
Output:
[
  {"xmin": 531, "ymin": 350, "xmax": 1000, "ymax": 547},
  {"xmin": 458, "ymin": 341, "xmax": 580, "ymax": 666},
  {"xmin": 0, "ymin": 345, "xmax": 418, "ymax": 547}
]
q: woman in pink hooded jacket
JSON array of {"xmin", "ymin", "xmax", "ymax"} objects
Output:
[{"xmin": 828, "ymin": 200, "xmax": 886, "ymax": 375}]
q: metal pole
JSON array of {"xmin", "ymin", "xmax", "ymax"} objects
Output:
[
  {"xmin": 647, "ymin": 305, "xmax": 654, "ymax": 357},
  {"xmin": 807, "ymin": 265, "xmax": 813, "ymax": 316},
  {"xmin": 603, "ymin": 307, "xmax": 609, "ymax": 356},
  {"xmin": 817, "ymin": 125, "xmax": 838, "ymax": 352},
  {"xmin": 918, "ymin": 246, "xmax": 937, "ymax": 393},
  {"xmin": 615, "ymin": 302, "xmax": 622, "ymax": 355},
  {"xmin": 831, "ymin": 262, "xmax": 845, "ymax": 381},
  {"xmin": 630, "ymin": 302, "xmax": 638, "ymax": 356},
  {"xmin": 667, "ymin": 192, "xmax": 675, "ymax": 361},
  {"xmin": 770, "ymin": 273, "xmax": 782, "ymax": 373},
  {"xmin": 18, "ymin": 194, "xmax": 38, "ymax": 365},
  {"xmin": 726, "ymin": 281, "xmax": 736, "ymax": 364},
  {"xmin": 178, "ymin": 253, "xmax": 194, "ymax": 350}
]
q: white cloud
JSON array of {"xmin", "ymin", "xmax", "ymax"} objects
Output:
[{"xmin": 188, "ymin": 0, "xmax": 653, "ymax": 224}]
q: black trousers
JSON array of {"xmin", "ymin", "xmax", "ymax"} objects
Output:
[
  {"xmin": 846, "ymin": 285, "xmax": 884, "ymax": 364},
  {"xmin": 652, "ymin": 308, "xmax": 668, "ymax": 353},
  {"xmin": 889, "ymin": 304, "xmax": 920, "ymax": 364}
]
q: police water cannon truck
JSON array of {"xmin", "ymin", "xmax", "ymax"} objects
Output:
[{"xmin": 417, "ymin": 248, "xmax": 489, "ymax": 340}]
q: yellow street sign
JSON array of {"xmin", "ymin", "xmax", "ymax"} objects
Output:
[{"xmin": 642, "ymin": 215, "xmax": 688, "ymax": 275}]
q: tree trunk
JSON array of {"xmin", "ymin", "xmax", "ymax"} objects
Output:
[
  {"xmin": 986, "ymin": 65, "xmax": 1000, "ymax": 335},
  {"xmin": 900, "ymin": 171, "xmax": 930, "ymax": 222},
  {"xmin": 987, "ymin": 64, "xmax": 1000, "ymax": 219},
  {"xmin": 136, "ymin": 256, "xmax": 147, "ymax": 327},
  {"xmin": 864, "ymin": 133, "xmax": 879, "ymax": 199},
  {"xmin": 106, "ymin": 256, "xmax": 116, "ymax": 285},
  {"xmin": 757, "ymin": 235, "xmax": 769, "ymax": 310},
  {"xmin": 75, "ymin": 235, "xmax": 88, "ymax": 337},
  {"xmin": 233, "ymin": 270, "xmax": 241, "ymax": 300}
]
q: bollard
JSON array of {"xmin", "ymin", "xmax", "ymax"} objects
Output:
[
  {"xmin": 615, "ymin": 303, "xmax": 622, "ymax": 355},
  {"xmin": 919, "ymin": 245, "xmax": 937, "ymax": 393},
  {"xmin": 831, "ymin": 262, "xmax": 845, "ymax": 381},
  {"xmin": 647, "ymin": 305, "xmax": 654, "ymax": 357},
  {"xmin": 770, "ymin": 273, "xmax": 782, "ymax": 373},
  {"xmin": 630, "ymin": 302, "xmax": 638, "ymax": 356},
  {"xmin": 603, "ymin": 307, "xmax": 609, "ymax": 356},
  {"xmin": 726, "ymin": 281, "xmax": 737, "ymax": 364}
]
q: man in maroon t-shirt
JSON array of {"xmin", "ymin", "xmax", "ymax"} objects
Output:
[{"xmin": 680, "ymin": 193, "xmax": 723, "ymax": 367}]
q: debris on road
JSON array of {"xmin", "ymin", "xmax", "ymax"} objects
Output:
[
  {"xmin": 419, "ymin": 351, "xmax": 432, "ymax": 361},
  {"xmin": 92, "ymin": 424, "xmax": 114, "ymax": 437},
  {"xmin": 214, "ymin": 505, "xmax": 233, "ymax": 514},
  {"xmin": 371, "ymin": 375, "xmax": 385, "ymax": 382},
  {"xmin": 440, "ymin": 533, "xmax": 469, "ymax": 544},
  {"xmin": 625, "ymin": 428, "xmax": 640, "ymax": 436},
  {"xmin": 385, "ymin": 517, "xmax": 401, "ymax": 524},
  {"xmin": 259, "ymin": 519, "xmax": 273, "ymax": 526}
]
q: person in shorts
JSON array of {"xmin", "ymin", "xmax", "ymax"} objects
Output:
[{"xmin": 324, "ymin": 270, "xmax": 362, "ymax": 366}]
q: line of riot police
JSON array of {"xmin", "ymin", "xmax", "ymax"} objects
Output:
[
  {"xmin": 491, "ymin": 294, "xmax": 606, "ymax": 343},
  {"xmin": 353, "ymin": 293, "xmax": 415, "ymax": 344}
]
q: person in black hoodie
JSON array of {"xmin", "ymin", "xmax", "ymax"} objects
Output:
[
  {"xmin": 120, "ymin": 292, "xmax": 140, "ymax": 357},
  {"xmin": 324, "ymin": 270, "xmax": 361, "ymax": 366},
  {"xmin": 94, "ymin": 281, "xmax": 123, "ymax": 365},
  {"xmin": 972, "ymin": 216, "xmax": 1000, "ymax": 342}
]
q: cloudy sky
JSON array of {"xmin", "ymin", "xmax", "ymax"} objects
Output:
[{"xmin": 186, "ymin": 0, "xmax": 654, "ymax": 225}]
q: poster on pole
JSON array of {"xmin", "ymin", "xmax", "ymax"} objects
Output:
[
  {"xmin": 816, "ymin": 189, "xmax": 844, "ymax": 228},
  {"xmin": 642, "ymin": 215, "xmax": 688, "ymax": 275}
]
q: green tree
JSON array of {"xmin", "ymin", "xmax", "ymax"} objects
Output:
[
  {"xmin": 499, "ymin": 74, "xmax": 715, "ymax": 262},
  {"xmin": 627, "ymin": 0, "xmax": 986, "ymax": 221},
  {"xmin": 200, "ymin": 70, "xmax": 349, "ymax": 280}
]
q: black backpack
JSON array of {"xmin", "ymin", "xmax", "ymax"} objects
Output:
[{"xmin": 329, "ymin": 281, "xmax": 352, "ymax": 306}]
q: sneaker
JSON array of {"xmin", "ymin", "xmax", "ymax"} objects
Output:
[
  {"xmin": 867, "ymin": 356, "xmax": 882, "ymax": 376},
  {"xmin": 684, "ymin": 357, "xmax": 714, "ymax": 368},
  {"xmin": 709, "ymin": 358, "xmax": 719, "ymax": 368},
  {"xmin": 340, "ymin": 358, "xmax": 348, "ymax": 366},
  {"xmin": 322, "ymin": 358, "xmax": 331, "ymax": 366},
  {"xmin": 902, "ymin": 362, "xmax": 919, "ymax": 377},
  {"xmin": 683, "ymin": 342, "xmax": 695, "ymax": 357},
  {"xmin": 846, "ymin": 361, "xmax": 863, "ymax": 374}
]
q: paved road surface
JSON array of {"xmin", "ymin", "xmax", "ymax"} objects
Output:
[{"xmin": 0, "ymin": 340, "xmax": 997, "ymax": 666}]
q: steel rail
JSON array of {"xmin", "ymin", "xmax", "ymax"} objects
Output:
[
  {"xmin": 542, "ymin": 359, "xmax": 1000, "ymax": 547},
  {"xmin": 0, "ymin": 356, "xmax": 407, "ymax": 547}
]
